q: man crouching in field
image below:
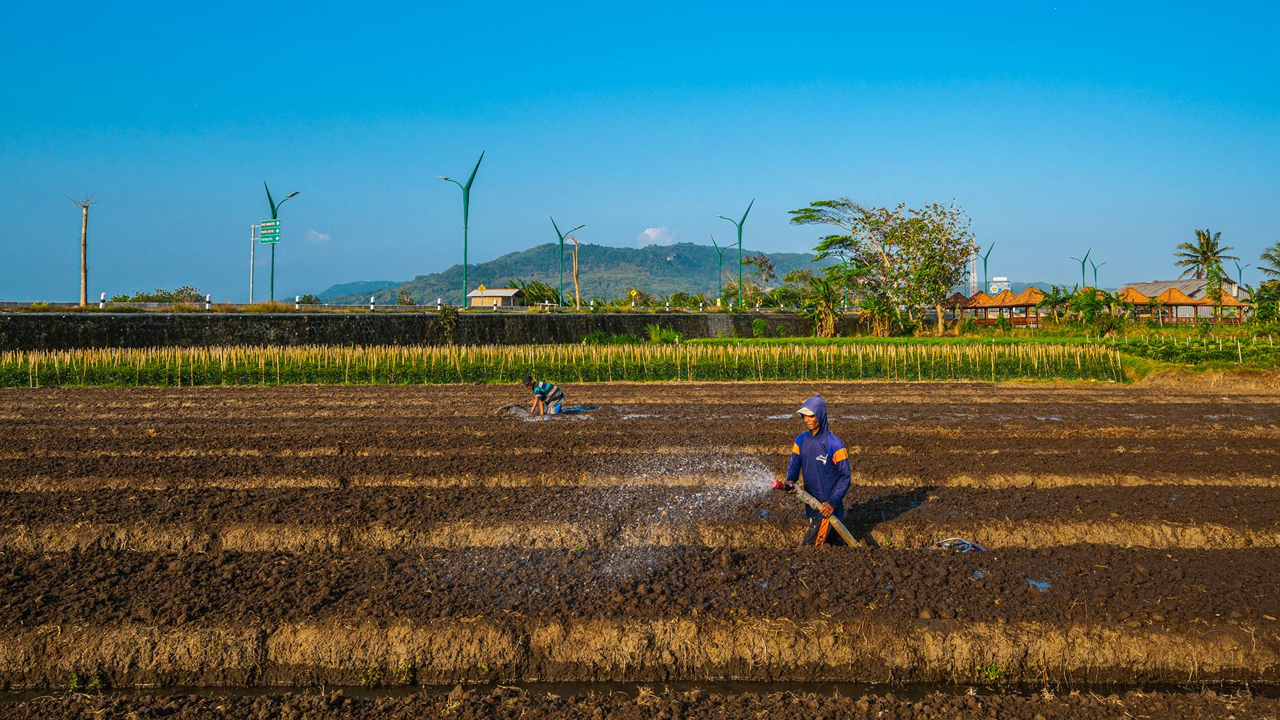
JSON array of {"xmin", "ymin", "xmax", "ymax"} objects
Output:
[
  {"xmin": 522, "ymin": 374, "xmax": 565, "ymax": 417},
  {"xmin": 773, "ymin": 395, "xmax": 852, "ymax": 546}
]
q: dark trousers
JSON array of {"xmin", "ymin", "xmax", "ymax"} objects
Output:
[{"xmin": 801, "ymin": 515, "xmax": 847, "ymax": 547}]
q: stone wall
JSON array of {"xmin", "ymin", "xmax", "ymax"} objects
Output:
[{"xmin": 0, "ymin": 312, "xmax": 848, "ymax": 350}]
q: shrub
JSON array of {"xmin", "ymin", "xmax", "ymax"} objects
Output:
[
  {"xmin": 646, "ymin": 323, "xmax": 683, "ymax": 344},
  {"xmin": 752, "ymin": 318, "xmax": 767, "ymax": 338}
]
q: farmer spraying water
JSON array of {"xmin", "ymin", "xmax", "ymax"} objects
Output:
[{"xmin": 773, "ymin": 395, "xmax": 856, "ymax": 546}]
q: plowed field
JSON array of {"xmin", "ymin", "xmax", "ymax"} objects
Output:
[{"xmin": 1, "ymin": 382, "xmax": 1278, "ymax": 715}]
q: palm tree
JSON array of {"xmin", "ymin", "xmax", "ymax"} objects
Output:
[
  {"xmin": 1174, "ymin": 229, "xmax": 1238, "ymax": 279},
  {"xmin": 1261, "ymin": 241, "xmax": 1280, "ymax": 279}
]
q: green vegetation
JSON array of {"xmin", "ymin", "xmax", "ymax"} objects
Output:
[
  {"xmin": 0, "ymin": 342, "xmax": 1124, "ymax": 387},
  {"xmin": 1103, "ymin": 335, "xmax": 1280, "ymax": 367}
]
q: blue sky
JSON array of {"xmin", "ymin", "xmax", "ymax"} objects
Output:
[{"xmin": 2, "ymin": 1, "xmax": 1278, "ymax": 302}]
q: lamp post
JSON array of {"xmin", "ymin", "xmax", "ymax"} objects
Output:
[
  {"xmin": 263, "ymin": 183, "xmax": 300, "ymax": 302},
  {"xmin": 710, "ymin": 235, "xmax": 728, "ymax": 301},
  {"xmin": 437, "ymin": 152, "xmax": 485, "ymax": 307},
  {"xmin": 980, "ymin": 243, "xmax": 995, "ymax": 293},
  {"xmin": 550, "ymin": 217, "xmax": 585, "ymax": 308},
  {"xmin": 716, "ymin": 199, "xmax": 753, "ymax": 308},
  {"xmin": 1234, "ymin": 261, "xmax": 1250, "ymax": 290},
  {"xmin": 1068, "ymin": 249, "xmax": 1091, "ymax": 289},
  {"xmin": 1090, "ymin": 259, "xmax": 1108, "ymax": 289}
]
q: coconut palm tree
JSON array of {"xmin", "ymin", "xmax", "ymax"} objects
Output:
[
  {"xmin": 1174, "ymin": 229, "xmax": 1238, "ymax": 279},
  {"xmin": 1261, "ymin": 241, "xmax": 1280, "ymax": 279}
]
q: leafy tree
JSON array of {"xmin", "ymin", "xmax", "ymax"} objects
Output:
[
  {"xmin": 1174, "ymin": 228, "xmax": 1237, "ymax": 279},
  {"xmin": 298, "ymin": 294, "xmax": 320, "ymax": 305},
  {"xmin": 1204, "ymin": 263, "xmax": 1226, "ymax": 320},
  {"xmin": 899, "ymin": 202, "xmax": 977, "ymax": 335},
  {"xmin": 1036, "ymin": 285, "xmax": 1072, "ymax": 324},
  {"xmin": 1261, "ymin": 241, "xmax": 1280, "ymax": 279},
  {"xmin": 789, "ymin": 199, "xmax": 975, "ymax": 335},
  {"xmin": 1252, "ymin": 281, "xmax": 1280, "ymax": 323},
  {"xmin": 396, "ymin": 289, "xmax": 416, "ymax": 306}
]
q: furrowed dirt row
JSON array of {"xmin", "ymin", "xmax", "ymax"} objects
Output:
[
  {"xmin": 5, "ymin": 688, "xmax": 1279, "ymax": 720},
  {"xmin": 1, "ymin": 548, "xmax": 1278, "ymax": 687},
  {"xmin": 3, "ymin": 385, "xmax": 1277, "ymax": 494},
  {"xmin": 4, "ymin": 486, "xmax": 1280, "ymax": 552}
]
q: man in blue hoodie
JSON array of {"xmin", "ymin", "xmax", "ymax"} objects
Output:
[{"xmin": 774, "ymin": 394, "xmax": 852, "ymax": 546}]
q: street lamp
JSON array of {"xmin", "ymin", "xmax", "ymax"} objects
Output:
[
  {"xmin": 263, "ymin": 183, "xmax": 300, "ymax": 302},
  {"xmin": 1234, "ymin": 261, "xmax": 1251, "ymax": 289},
  {"xmin": 437, "ymin": 151, "xmax": 485, "ymax": 307},
  {"xmin": 979, "ymin": 243, "xmax": 995, "ymax": 293},
  {"xmin": 551, "ymin": 217, "xmax": 585, "ymax": 308},
  {"xmin": 1068, "ymin": 249, "xmax": 1092, "ymax": 289},
  {"xmin": 1090, "ymin": 259, "xmax": 1108, "ymax": 289},
  {"xmin": 716, "ymin": 199, "xmax": 754, "ymax": 308},
  {"xmin": 710, "ymin": 235, "xmax": 728, "ymax": 302}
]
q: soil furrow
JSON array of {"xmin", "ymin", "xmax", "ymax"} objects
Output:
[
  {"xmin": 1, "ymin": 617, "xmax": 1275, "ymax": 688},
  {"xmin": 2, "ymin": 687, "xmax": 1276, "ymax": 720}
]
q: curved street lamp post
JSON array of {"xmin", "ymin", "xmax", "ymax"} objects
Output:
[
  {"xmin": 1069, "ymin": 249, "xmax": 1092, "ymax": 289},
  {"xmin": 716, "ymin": 199, "xmax": 754, "ymax": 308},
  {"xmin": 551, "ymin": 217, "xmax": 585, "ymax": 308},
  {"xmin": 263, "ymin": 183, "xmax": 300, "ymax": 302},
  {"xmin": 436, "ymin": 152, "xmax": 485, "ymax": 307},
  {"xmin": 710, "ymin": 235, "xmax": 728, "ymax": 302},
  {"xmin": 1090, "ymin": 259, "xmax": 1108, "ymax": 289}
]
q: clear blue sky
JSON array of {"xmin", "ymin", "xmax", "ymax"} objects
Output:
[{"xmin": 2, "ymin": 1, "xmax": 1278, "ymax": 302}]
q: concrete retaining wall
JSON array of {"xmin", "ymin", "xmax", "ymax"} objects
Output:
[{"xmin": 0, "ymin": 312, "xmax": 848, "ymax": 350}]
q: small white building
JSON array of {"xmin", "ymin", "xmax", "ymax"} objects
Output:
[{"xmin": 466, "ymin": 287, "xmax": 523, "ymax": 308}]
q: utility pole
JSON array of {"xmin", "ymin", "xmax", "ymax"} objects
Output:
[
  {"xmin": 72, "ymin": 195, "xmax": 95, "ymax": 307},
  {"xmin": 249, "ymin": 223, "xmax": 258, "ymax": 303}
]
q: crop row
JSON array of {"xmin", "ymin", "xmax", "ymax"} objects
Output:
[
  {"xmin": 0, "ymin": 343, "xmax": 1124, "ymax": 387},
  {"xmin": 1100, "ymin": 335, "xmax": 1280, "ymax": 366}
]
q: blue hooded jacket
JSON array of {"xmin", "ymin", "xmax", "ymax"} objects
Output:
[{"xmin": 785, "ymin": 395, "xmax": 852, "ymax": 519}]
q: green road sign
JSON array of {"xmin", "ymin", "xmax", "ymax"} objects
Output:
[{"xmin": 259, "ymin": 219, "xmax": 280, "ymax": 243}]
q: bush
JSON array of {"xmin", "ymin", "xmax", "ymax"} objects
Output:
[
  {"xmin": 112, "ymin": 286, "xmax": 204, "ymax": 303},
  {"xmin": 752, "ymin": 318, "xmax": 767, "ymax": 338},
  {"xmin": 646, "ymin": 324, "xmax": 683, "ymax": 344},
  {"xmin": 582, "ymin": 330, "xmax": 636, "ymax": 345}
]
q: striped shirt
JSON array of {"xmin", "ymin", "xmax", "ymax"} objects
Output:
[{"xmin": 532, "ymin": 381, "xmax": 565, "ymax": 405}]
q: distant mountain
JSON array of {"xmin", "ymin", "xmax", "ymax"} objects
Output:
[
  {"xmin": 326, "ymin": 243, "xmax": 829, "ymax": 305},
  {"xmin": 317, "ymin": 280, "xmax": 401, "ymax": 300}
]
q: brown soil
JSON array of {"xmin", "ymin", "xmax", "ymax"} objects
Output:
[
  {"xmin": 0, "ymin": 383, "xmax": 1277, "ymax": 691},
  {"xmin": 2, "ymin": 687, "xmax": 1277, "ymax": 720}
]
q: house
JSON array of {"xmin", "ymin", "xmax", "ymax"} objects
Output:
[{"xmin": 466, "ymin": 287, "xmax": 523, "ymax": 308}]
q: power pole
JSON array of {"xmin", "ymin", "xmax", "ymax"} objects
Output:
[{"xmin": 72, "ymin": 195, "xmax": 96, "ymax": 306}]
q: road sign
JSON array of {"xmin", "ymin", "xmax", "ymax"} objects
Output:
[{"xmin": 259, "ymin": 219, "xmax": 281, "ymax": 244}]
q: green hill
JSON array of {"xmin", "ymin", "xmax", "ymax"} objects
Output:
[{"xmin": 324, "ymin": 243, "xmax": 827, "ymax": 305}]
